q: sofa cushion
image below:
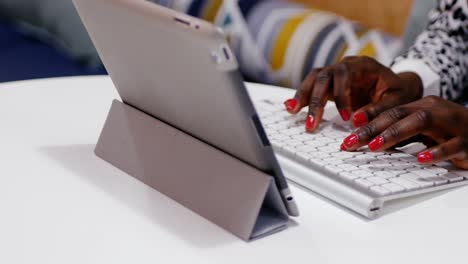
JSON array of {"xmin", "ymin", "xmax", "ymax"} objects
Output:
[{"xmin": 0, "ymin": 21, "xmax": 105, "ymax": 82}]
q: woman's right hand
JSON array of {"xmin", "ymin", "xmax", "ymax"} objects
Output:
[{"xmin": 283, "ymin": 56, "xmax": 424, "ymax": 132}]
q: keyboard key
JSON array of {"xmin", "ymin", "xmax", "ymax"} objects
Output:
[
  {"xmin": 400, "ymin": 173, "xmax": 434, "ymax": 188},
  {"xmin": 318, "ymin": 145, "xmax": 340, "ymax": 153},
  {"xmin": 424, "ymin": 167, "xmax": 449, "ymax": 175},
  {"xmin": 339, "ymin": 171, "xmax": 360, "ymax": 181},
  {"xmin": 390, "ymin": 178, "xmax": 420, "ymax": 190},
  {"xmin": 309, "ymin": 158, "xmax": 330, "ymax": 167},
  {"xmin": 411, "ymin": 169, "xmax": 438, "ymax": 177},
  {"xmin": 296, "ymin": 145, "xmax": 319, "ymax": 153},
  {"xmin": 355, "ymin": 179, "xmax": 375, "ymax": 188},
  {"xmin": 308, "ymin": 152, "xmax": 331, "ymax": 159},
  {"xmin": 274, "ymin": 134, "xmax": 292, "ymax": 141},
  {"xmin": 346, "ymin": 158, "xmax": 369, "ymax": 166},
  {"xmin": 373, "ymin": 171, "xmax": 398, "ymax": 179},
  {"xmin": 337, "ymin": 164, "xmax": 359, "ymax": 171},
  {"xmin": 331, "ymin": 152, "xmax": 355, "ymax": 159},
  {"xmin": 283, "ymin": 139, "xmax": 304, "ymax": 147},
  {"xmin": 388, "ymin": 153, "xmax": 412, "ymax": 159},
  {"xmin": 314, "ymin": 137, "xmax": 335, "ymax": 144},
  {"xmin": 370, "ymin": 186, "xmax": 392, "ymax": 196},
  {"xmin": 267, "ymin": 123, "xmax": 290, "ymax": 130},
  {"xmin": 381, "ymin": 183, "xmax": 405, "ymax": 194},
  {"xmin": 303, "ymin": 141, "xmax": 327, "ymax": 148},
  {"xmin": 351, "ymin": 169, "xmax": 374, "ymax": 178},
  {"xmin": 262, "ymin": 116, "xmax": 284, "ymax": 125},
  {"xmin": 442, "ymin": 173, "xmax": 465, "ymax": 183},
  {"xmin": 324, "ymin": 165, "xmax": 343, "ymax": 174},
  {"xmin": 322, "ymin": 157, "xmax": 344, "ymax": 165},
  {"xmin": 282, "ymin": 129, "xmax": 303, "ymax": 136},
  {"xmin": 386, "ymin": 162, "xmax": 414, "ymax": 170},
  {"xmin": 419, "ymin": 176, "xmax": 449, "ymax": 186},
  {"xmin": 295, "ymin": 134, "xmax": 313, "ymax": 141},
  {"xmin": 366, "ymin": 177, "xmax": 389, "ymax": 185}
]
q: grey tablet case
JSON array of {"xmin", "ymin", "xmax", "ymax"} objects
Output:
[{"xmin": 95, "ymin": 100, "xmax": 290, "ymax": 241}]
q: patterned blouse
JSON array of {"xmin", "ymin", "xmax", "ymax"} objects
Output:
[{"xmin": 392, "ymin": 0, "xmax": 468, "ymax": 103}]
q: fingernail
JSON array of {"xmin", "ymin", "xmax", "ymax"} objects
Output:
[
  {"xmin": 368, "ymin": 136, "xmax": 384, "ymax": 151},
  {"xmin": 340, "ymin": 143, "xmax": 347, "ymax": 151},
  {"xmin": 343, "ymin": 134, "xmax": 359, "ymax": 148},
  {"xmin": 305, "ymin": 115, "xmax": 315, "ymax": 131},
  {"xmin": 352, "ymin": 112, "xmax": 368, "ymax": 127},
  {"xmin": 284, "ymin": 99, "xmax": 298, "ymax": 112},
  {"xmin": 339, "ymin": 109, "xmax": 351, "ymax": 121},
  {"xmin": 417, "ymin": 151, "xmax": 433, "ymax": 163}
]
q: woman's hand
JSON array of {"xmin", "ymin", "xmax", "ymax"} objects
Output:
[
  {"xmin": 283, "ymin": 56, "xmax": 423, "ymax": 132},
  {"xmin": 341, "ymin": 96, "xmax": 468, "ymax": 169}
]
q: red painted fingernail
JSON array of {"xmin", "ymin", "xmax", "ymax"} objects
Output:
[
  {"xmin": 417, "ymin": 151, "xmax": 433, "ymax": 163},
  {"xmin": 368, "ymin": 136, "xmax": 384, "ymax": 151},
  {"xmin": 340, "ymin": 143, "xmax": 347, "ymax": 151},
  {"xmin": 352, "ymin": 112, "xmax": 368, "ymax": 127},
  {"xmin": 284, "ymin": 99, "xmax": 298, "ymax": 112},
  {"xmin": 339, "ymin": 109, "xmax": 351, "ymax": 121},
  {"xmin": 343, "ymin": 134, "xmax": 359, "ymax": 148},
  {"xmin": 305, "ymin": 115, "xmax": 315, "ymax": 131}
]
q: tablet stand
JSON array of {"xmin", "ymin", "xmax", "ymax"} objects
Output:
[{"xmin": 95, "ymin": 100, "xmax": 290, "ymax": 241}]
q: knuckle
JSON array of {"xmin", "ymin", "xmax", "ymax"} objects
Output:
[
  {"xmin": 414, "ymin": 109, "xmax": 433, "ymax": 126},
  {"xmin": 382, "ymin": 107, "xmax": 407, "ymax": 121},
  {"xmin": 384, "ymin": 125, "xmax": 401, "ymax": 139},
  {"xmin": 302, "ymin": 68, "xmax": 322, "ymax": 87},
  {"xmin": 308, "ymin": 68, "xmax": 322, "ymax": 77},
  {"xmin": 366, "ymin": 107, "xmax": 380, "ymax": 120},
  {"xmin": 438, "ymin": 145, "xmax": 450, "ymax": 157},
  {"xmin": 357, "ymin": 124, "xmax": 377, "ymax": 139},
  {"xmin": 332, "ymin": 63, "xmax": 348, "ymax": 76},
  {"xmin": 308, "ymin": 97, "xmax": 323, "ymax": 109},
  {"xmin": 316, "ymin": 70, "xmax": 331, "ymax": 85}
]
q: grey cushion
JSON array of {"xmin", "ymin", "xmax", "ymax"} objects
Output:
[{"xmin": 0, "ymin": 0, "xmax": 101, "ymax": 66}]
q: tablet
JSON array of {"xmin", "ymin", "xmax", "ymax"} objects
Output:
[{"xmin": 73, "ymin": 0, "xmax": 298, "ymax": 216}]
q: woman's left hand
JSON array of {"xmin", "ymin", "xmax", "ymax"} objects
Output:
[{"xmin": 341, "ymin": 96, "xmax": 468, "ymax": 169}]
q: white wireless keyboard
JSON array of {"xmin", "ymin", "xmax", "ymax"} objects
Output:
[{"xmin": 256, "ymin": 99, "xmax": 467, "ymax": 198}]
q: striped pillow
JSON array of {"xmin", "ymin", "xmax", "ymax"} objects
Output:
[{"xmin": 154, "ymin": 0, "xmax": 402, "ymax": 88}]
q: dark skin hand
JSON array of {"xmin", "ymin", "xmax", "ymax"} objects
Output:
[
  {"xmin": 284, "ymin": 56, "xmax": 423, "ymax": 131},
  {"xmin": 341, "ymin": 96, "xmax": 468, "ymax": 169},
  {"xmin": 284, "ymin": 56, "xmax": 468, "ymax": 169}
]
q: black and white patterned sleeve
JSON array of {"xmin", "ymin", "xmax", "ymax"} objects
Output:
[{"xmin": 391, "ymin": 0, "xmax": 468, "ymax": 101}]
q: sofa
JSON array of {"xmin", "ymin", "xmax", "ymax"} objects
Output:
[
  {"xmin": 0, "ymin": 18, "xmax": 105, "ymax": 83},
  {"xmin": 0, "ymin": 0, "xmax": 433, "ymax": 84}
]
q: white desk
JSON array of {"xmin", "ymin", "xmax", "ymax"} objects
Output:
[{"xmin": 1, "ymin": 76, "xmax": 467, "ymax": 264}]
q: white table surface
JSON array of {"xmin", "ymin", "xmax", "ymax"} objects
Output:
[{"xmin": 1, "ymin": 76, "xmax": 467, "ymax": 264}]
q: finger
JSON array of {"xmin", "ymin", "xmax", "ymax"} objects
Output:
[
  {"xmin": 305, "ymin": 68, "xmax": 332, "ymax": 132},
  {"xmin": 367, "ymin": 109, "xmax": 433, "ymax": 152},
  {"xmin": 342, "ymin": 106, "xmax": 410, "ymax": 150},
  {"xmin": 284, "ymin": 68, "xmax": 322, "ymax": 114},
  {"xmin": 351, "ymin": 93, "xmax": 403, "ymax": 127},
  {"xmin": 331, "ymin": 63, "xmax": 352, "ymax": 121},
  {"xmin": 417, "ymin": 137, "xmax": 468, "ymax": 165}
]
